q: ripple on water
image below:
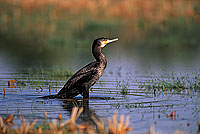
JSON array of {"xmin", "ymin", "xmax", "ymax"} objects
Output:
[{"xmin": 0, "ymin": 67, "xmax": 200, "ymax": 134}]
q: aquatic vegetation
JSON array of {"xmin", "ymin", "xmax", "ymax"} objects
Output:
[
  {"xmin": 166, "ymin": 110, "xmax": 179, "ymax": 120},
  {"xmin": 13, "ymin": 66, "xmax": 73, "ymax": 88},
  {"xmin": 98, "ymin": 80, "xmax": 105, "ymax": 87},
  {"xmin": 116, "ymin": 80, "xmax": 129, "ymax": 95},
  {"xmin": 3, "ymin": 88, "xmax": 5, "ymax": 96},
  {"xmin": 136, "ymin": 71, "xmax": 200, "ymax": 94}
]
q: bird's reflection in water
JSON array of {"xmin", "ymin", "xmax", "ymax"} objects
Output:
[
  {"xmin": 60, "ymin": 96, "xmax": 114, "ymax": 125},
  {"xmin": 61, "ymin": 98, "xmax": 96, "ymax": 124}
]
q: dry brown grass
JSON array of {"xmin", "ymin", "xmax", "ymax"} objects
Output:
[
  {"xmin": 1, "ymin": 0, "xmax": 199, "ymax": 21},
  {"xmin": 0, "ymin": 107, "xmax": 132, "ymax": 134},
  {"xmin": 1, "ymin": 107, "xmax": 198, "ymax": 134},
  {"xmin": 92, "ymin": 111, "xmax": 132, "ymax": 134},
  {"xmin": 107, "ymin": 112, "xmax": 132, "ymax": 134}
]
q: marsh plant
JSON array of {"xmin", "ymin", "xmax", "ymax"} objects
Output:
[
  {"xmin": 13, "ymin": 66, "xmax": 73, "ymax": 88},
  {"xmin": 116, "ymin": 80, "xmax": 129, "ymax": 95},
  {"xmin": 136, "ymin": 71, "xmax": 200, "ymax": 93}
]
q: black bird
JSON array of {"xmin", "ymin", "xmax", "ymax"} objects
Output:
[{"xmin": 43, "ymin": 37, "xmax": 118, "ymax": 99}]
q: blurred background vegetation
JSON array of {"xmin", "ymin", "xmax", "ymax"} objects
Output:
[{"xmin": 0, "ymin": 0, "xmax": 200, "ymax": 66}]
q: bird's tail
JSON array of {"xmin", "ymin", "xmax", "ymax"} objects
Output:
[{"xmin": 40, "ymin": 94, "xmax": 57, "ymax": 99}]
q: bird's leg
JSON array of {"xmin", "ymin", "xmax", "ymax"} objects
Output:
[{"xmin": 82, "ymin": 86, "xmax": 89, "ymax": 99}]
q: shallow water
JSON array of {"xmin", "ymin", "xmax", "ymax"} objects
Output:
[{"xmin": 0, "ymin": 49, "xmax": 200, "ymax": 134}]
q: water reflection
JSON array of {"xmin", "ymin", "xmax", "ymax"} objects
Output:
[{"xmin": 61, "ymin": 99, "xmax": 95, "ymax": 124}]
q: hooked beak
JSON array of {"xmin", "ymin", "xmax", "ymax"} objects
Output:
[
  {"xmin": 107, "ymin": 38, "xmax": 119, "ymax": 44},
  {"xmin": 101, "ymin": 38, "xmax": 119, "ymax": 48}
]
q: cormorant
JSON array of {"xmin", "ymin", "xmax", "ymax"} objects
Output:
[{"xmin": 43, "ymin": 37, "xmax": 118, "ymax": 99}]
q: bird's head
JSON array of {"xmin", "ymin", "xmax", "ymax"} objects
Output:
[{"xmin": 95, "ymin": 37, "xmax": 119, "ymax": 48}]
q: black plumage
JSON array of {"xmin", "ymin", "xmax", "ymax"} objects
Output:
[{"xmin": 42, "ymin": 37, "xmax": 118, "ymax": 99}]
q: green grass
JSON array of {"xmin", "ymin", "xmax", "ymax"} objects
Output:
[
  {"xmin": 136, "ymin": 71, "xmax": 200, "ymax": 94},
  {"xmin": 13, "ymin": 66, "xmax": 73, "ymax": 88},
  {"xmin": 116, "ymin": 80, "xmax": 129, "ymax": 95}
]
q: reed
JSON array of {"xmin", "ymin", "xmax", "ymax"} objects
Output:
[
  {"xmin": 48, "ymin": 84, "xmax": 51, "ymax": 93},
  {"xmin": 3, "ymin": 88, "xmax": 5, "ymax": 96},
  {"xmin": 11, "ymin": 78, "xmax": 15, "ymax": 88},
  {"xmin": 57, "ymin": 113, "xmax": 62, "ymax": 124},
  {"xmin": 107, "ymin": 112, "xmax": 132, "ymax": 134},
  {"xmin": 8, "ymin": 80, "xmax": 11, "ymax": 88},
  {"xmin": 44, "ymin": 112, "xmax": 47, "ymax": 120},
  {"xmin": 38, "ymin": 85, "xmax": 43, "ymax": 92}
]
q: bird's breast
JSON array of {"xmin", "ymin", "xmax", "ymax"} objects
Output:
[{"xmin": 98, "ymin": 63, "xmax": 106, "ymax": 76}]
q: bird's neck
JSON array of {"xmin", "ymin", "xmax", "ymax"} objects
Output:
[{"xmin": 92, "ymin": 46, "xmax": 107, "ymax": 66}]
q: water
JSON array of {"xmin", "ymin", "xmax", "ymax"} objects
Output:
[{"xmin": 0, "ymin": 48, "xmax": 200, "ymax": 134}]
